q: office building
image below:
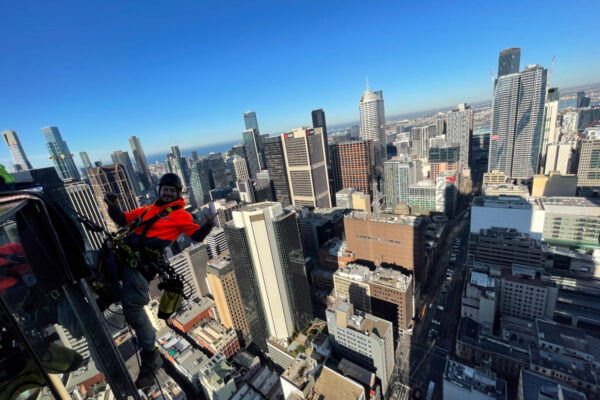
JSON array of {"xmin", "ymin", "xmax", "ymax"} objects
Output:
[
  {"xmin": 199, "ymin": 355, "xmax": 237, "ymax": 400},
  {"xmin": 577, "ymin": 91, "xmax": 591, "ymax": 108},
  {"xmin": 469, "ymin": 227, "xmax": 545, "ymax": 268},
  {"xmin": 42, "ymin": 126, "xmax": 80, "ymax": 180},
  {"xmin": 540, "ymin": 88, "xmax": 560, "ymax": 168},
  {"xmin": 231, "ymin": 155, "xmax": 249, "ymax": 182},
  {"xmin": 408, "ymin": 159, "xmax": 423, "ymax": 184},
  {"xmin": 482, "ymin": 183, "xmax": 529, "ymax": 198},
  {"xmin": 1, "ymin": 130, "xmax": 32, "ymax": 171},
  {"xmin": 87, "ymin": 164, "xmax": 138, "ymax": 232},
  {"xmin": 562, "ymin": 111, "xmax": 579, "ymax": 132},
  {"xmin": 242, "ymin": 129, "xmax": 264, "ymax": 179},
  {"xmin": 346, "ymin": 125, "xmax": 360, "ymax": 139},
  {"xmin": 436, "ymin": 172, "xmax": 458, "ymax": 216},
  {"xmin": 576, "ymin": 106, "xmax": 600, "ymax": 132},
  {"xmin": 540, "ymin": 197, "xmax": 600, "ymax": 250},
  {"xmin": 191, "ymin": 320, "xmax": 240, "ymax": 358},
  {"xmin": 575, "ymin": 126, "xmax": 600, "ymax": 187},
  {"xmin": 326, "ymin": 299, "xmax": 394, "ymax": 393},
  {"xmin": 310, "ymin": 366, "xmax": 366, "ymax": 400},
  {"xmin": 206, "ymin": 227, "xmax": 228, "ymax": 259},
  {"xmin": 344, "ymin": 211, "xmax": 426, "ymax": 282},
  {"xmin": 497, "ymin": 47, "xmax": 520, "ymax": 77},
  {"xmin": 351, "ymin": 191, "xmax": 370, "ymax": 212},
  {"xmin": 443, "ymin": 358, "xmax": 507, "ymax": 400},
  {"xmin": 488, "ymin": 50, "xmax": 548, "ymax": 180},
  {"xmin": 224, "ymin": 203, "xmax": 312, "ymax": 349},
  {"xmin": 111, "ymin": 150, "xmax": 141, "ymax": 195},
  {"xmin": 312, "ymin": 108, "xmax": 329, "ymax": 165},
  {"xmin": 470, "ymin": 196, "xmax": 545, "ymax": 240},
  {"xmin": 190, "ymin": 159, "xmax": 212, "ymax": 207},
  {"xmin": 429, "ymin": 143, "xmax": 460, "ymax": 179},
  {"xmin": 244, "ymin": 110, "xmax": 259, "ymax": 132},
  {"xmin": 206, "ymin": 153, "xmax": 228, "ymax": 189},
  {"xmin": 544, "ymin": 142, "xmax": 574, "ymax": 175},
  {"xmin": 206, "ymin": 257, "xmax": 250, "ymax": 342},
  {"xmin": 262, "ymin": 136, "xmax": 291, "ymax": 206},
  {"xmin": 79, "ymin": 151, "xmax": 92, "ymax": 169},
  {"xmin": 169, "ymin": 243, "xmax": 210, "ymax": 299},
  {"xmin": 333, "ymin": 263, "xmax": 414, "ymax": 339},
  {"xmin": 531, "ymin": 173, "xmax": 577, "ymax": 197},
  {"xmin": 409, "ymin": 180, "xmax": 436, "ymax": 215},
  {"xmin": 435, "ymin": 112, "xmax": 446, "ymax": 136},
  {"xmin": 446, "ymin": 103, "xmax": 473, "ymax": 169},
  {"xmin": 128, "ymin": 136, "xmax": 153, "ymax": 190},
  {"xmin": 336, "ymin": 188, "xmax": 355, "ymax": 208},
  {"xmin": 299, "ymin": 207, "xmax": 345, "ymax": 259},
  {"xmin": 518, "ymin": 369, "xmax": 586, "ymax": 400},
  {"xmin": 64, "ymin": 181, "xmax": 108, "ymax": 250},
  {"xmin": 384, "ymin": 158, "xmax": 409, "ymax": 208},
  {"xmin": 461, "ymin": 269, "xmax": 497, "ymax": 331},
  {"xmin": 329, "ymin": 139, "xmax": 375, "ymax": 197},
  {"xmin": 359, "ymin": 84, "xmax": 386, "ymax": 177},
  {"xmin": 282, "ymin": 127, "xmax": 331, "ymax": 208},
  {"xmin": 166, "ymin": 146, "xmax": 189, "ymax": 189},
  {"xmin": 410, "ymin": 125, "xmax": 437, "ymax": 159}
]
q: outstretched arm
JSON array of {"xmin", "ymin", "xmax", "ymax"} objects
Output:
[
  {"xmin": 179, "ymin": 212, "xmax": 215, "ymax": 242},
  {"xmin": 104, "ymin": 193, "xmax": 127, "ymax": 227}
]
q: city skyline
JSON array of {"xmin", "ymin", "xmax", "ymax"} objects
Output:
[{"xmin": 2, "ymin": 1, "xmax": 599, "ymax": 168}]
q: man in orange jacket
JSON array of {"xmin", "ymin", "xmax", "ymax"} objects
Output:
[{"xmin": 105, "ymin": 172, "xmax": 213, "ymax": 388}]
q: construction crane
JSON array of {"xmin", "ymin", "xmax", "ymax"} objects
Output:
[{"xmin": 548, "ymin": 56, "xmax": 556, "ymax": 87}]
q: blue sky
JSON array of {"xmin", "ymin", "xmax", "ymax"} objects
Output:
[{"xmin": 1, "ymin": 1, "xmax": 598, "ymax": 168}]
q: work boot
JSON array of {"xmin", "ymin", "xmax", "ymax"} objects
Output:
[{"xmin": 135, "ymin": 348, "xmax": 162, "ymax": 389}]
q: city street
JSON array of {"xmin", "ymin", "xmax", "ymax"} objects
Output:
[{"xmin": 388, "ymin": 209, "xmax": 470, "ymax": 399}]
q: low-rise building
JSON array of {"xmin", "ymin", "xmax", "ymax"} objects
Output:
[
  {"xmin": 170, "ymin": 298, "xmax": 214, "ymax": 333},
  {"xmin": 532, "ymin": 172, "xmax": 578, "ymax": 197},
  {"xmin": 280, "ymin": 354, "xmax": 321, "ymax": 399},
  {"xmin": 191, "ymin": 320, "xmax": 240, "ymax": 358},
  {"xmin": 199, "ymin": 353, "xmax": 238, "ymax": 400},
  {"xmin": 469, "ymin": 227, "xmax": 545, "ymax": 269},
  {"xmin": 309, "ymin": 366, "xmax": 366, "ymax": 400},
  {"xmin": 443, "ymin": 358, "xmax": 507, "ymax": 400},
  {"xmin": 461, "ymin": 269, "xmax": 497, "ymax": 332},
  {"xmin": 540, "ymin": 197, "xmax": 600, "ymax": 250},
  {"xmin": 326, "ymin": 299, "xmax": 394, "ymax": 394},
  {"xmin": 483, "ymin": 183, "xmax": 529, "ymax": 198},
  {"xmin": 518, "ymin": 369, "xmax": 587, "ymax": 400}
]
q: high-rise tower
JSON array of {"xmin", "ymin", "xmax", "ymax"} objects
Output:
[
  {"xmin": 42, "ymin": 126, "xmax": 79, "ymax": 181},
  {"xmin": 497, "ymin": 47, "xmax": 521, "ymax": 77},
  {"xmin": 87, "ymin": 164, "xmax": 138, "ymax": 232},
  {"xmin": 111, "ymin": 150, "xmax": 141, "ymax": 196},
  {"xmin": 129, "ymin": 136, "xmax": 153, "ymax": 190},
  {"xmin": 64, "ymin": 180, "xmax": 108, "ymax": 250},
  {"xmin": 79, "ymin": 151, "xmax": 92, "ymax": 169},
  {"xmin": 262, "ymin": 136, "xmax": 291, "ymax": 206},
  {"xmin": 1, "ymin": 130, "xmax": 33, "ymax": 171},
  {"xmin": 488, "ymin": 49, "xmax": 547, "ymax": 180},
  {"xmin": 540, "ymin": 88, "xmax": 560, "ymax": 171},
  {"xmin": 242, "ymin": 129, "xmax": 264, "ymax": 179},
  {"xmin": 446, "ymin": 103, "xmax": 473, "ymax": 169},
  {"xmin": 281, "ymin": 127, "xmax": 331, "ymax": 208},
  {"xmin": 244, "ymin": 111, "xmax": 259, "ymax": 133},
  {"xmin": 384, "ymin": 158, "xmax": 410, "ymax": 208},
  {"xmin": 329, "ymin": 139, "xmax": 375, "ymax": 197},
  {"xmin": 359, "ymin": 82, "xmax": 386, "ymax": 178},
  {"xmin": 224, "ymin": 203, "xmax": 312, "ymax": 349}
]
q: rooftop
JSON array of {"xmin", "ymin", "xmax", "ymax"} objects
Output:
[
  {"xmin": 337, "ymin": 358, "xmax": 375, "ymax": 388},
  {"xmin": 281, "ymin": 354, "xmax": 320, "ymax": 390},
  {"xmin": 529, "ymin": 347, "xmax": 598, "ymax": 384},
  {"xmin": 345, "ymin": 210, "xmax": 422, "ymax": 226},
  {"xmin": 444, "ymin": 359, "xmax": 507, "ymax": 400},
  {"xmin": 172, "ymin": 298, "xmax": 215, "ymax": 325},
  {"xmin": 206, "ymin": 255, "xmax": 234, "ymax": 276},
  {"xmin": 201, "ymin": 355, "xmax": 236, "ymax": 388},
  {"xmin": 536, "ymin": 320, "xmax": 589, "ymax": 353},
  {"xmin": 473, "ymin": 196, "xmax": 541, "ymax": 210},
  {"xmin": 331, "ymin": 299, "xmax": 392, "ymax": 340},
  {"xmin": 470, "ymin": 271, "xmax": 495, "ymax": 288},
  {"xmin": 541, "ymin": 197, "xmax": 600, "ymax": 217},
  {"xmin": 520, "ymin": 370, "xmax": 586, "ymax": 400},
  {"xmin": 335, "ymin": 263, "xmax": 412, "ymax": 291},
  {"xmin": 311, "ymin": 366, "xmax": 365, "ymax": 400}
]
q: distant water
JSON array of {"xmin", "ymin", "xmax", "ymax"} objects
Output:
[
  {"xmin": 559, "ymin": 99, "xmax": 576, "ymax": 110},
  {"xmin": 146, "ymin": 140, "xmax": 240, "ymax": 164}
]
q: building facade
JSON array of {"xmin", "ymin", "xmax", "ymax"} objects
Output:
[
  {"xmin": 383, "ymin": 158, "xmax": 410, "ymax": 208},
  {"xmin": 128, "ymin": 136, "xmax": 153, "ymax": 190},
  {"xmin": 42, "ymin": 126, "xmax": 80, "ymax": 180},
  {"xmin": 1, "ymin": 130, "xmax": 32, "ymax": 171},
  {"xmin": 262, "ymin": 136, "xmax": 291, "ymax": 206},
  {"xmin": 111, "ymin": 150, "xmax": 141, "ymax": 195},
  {"xmin": 64, "ymin": 180, "xmax": 108, "ymax": 250},
  {"xmin": 446, "ymin": 103, "xmax": 473, "ymax": 169},
  {"xmin": 359, "ymin": 85, "xmax": 386, "ymax": 177},
  {"xmin": 242, "ymin": 129, "xmax": 264, "ymax": 179},
  {"xmin": 329, "ymin": 139, "xmax": 375, "ymax": 197},
  {"xmin": 281, "ymin": 128, "xmax": 332, "ymax": 208}
]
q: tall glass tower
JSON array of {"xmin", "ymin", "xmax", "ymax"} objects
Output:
[
  {"xmin": 42, "ymin": 126, "xmax": 79, "ymax": 181},
  {"xmin": 497, "ymin": 47, "xmax": 521, "ymax": 77},
  {"xmin": 359, "ymin": 83, "xmax": 386, "ymax": 178},
  {"xmin": 1, "ymin": 130, "xmax": 33, "ymax": 171},
  {"xmin": 244, "ymin": 111, "xmax": 259, "ymax": 132},
  {"xmin": 129, "ymin": 136, "xmax": 153, "ymax": 190}
]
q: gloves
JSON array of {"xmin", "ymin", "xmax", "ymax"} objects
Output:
[{"xmin": 104, "ymin": 192, "xmax": 118, "ymax": 207}]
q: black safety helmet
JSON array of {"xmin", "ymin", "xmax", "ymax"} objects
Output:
[{"xmin": 158, "ymin": 173, "xmax": 183, "ymax": 191}]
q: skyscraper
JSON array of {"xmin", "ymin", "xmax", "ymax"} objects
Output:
[
  {"xmin": 446, "ymin": 103, "xmax": 473, "ymax": 169},
  {"xmin": 166, "ymin": 146, "xmax": 189, "ymax": 189},
  {"xmin": 224, "ymin": 203, "xmax": 312, "ymax": 349},
  {"xmin": 42, "ymin": 126, "xmax": 80, "ymax": 181},
  {"xmin": 242, "ymin": 129, "xmax": 264, "ymax": 179},
  {"xmin": 384, "ymin": 157, "xmax": 410, "ymax": 208},
  {"xmin": 111, "ymin": 150, "xmax": 141, "ymax": 195},
  {"xmin": 329, "ymin": 139, "xmax": 375, "ymax": 197},
  {"xmin": 64, "ymin": 180, "xmax": 108, "ymax": 250},
  {"xmin": 79, "ymin": 151, "xmax": 92, "ymax": 169},
  {"xmin": 497, "ymin": 47, "xmax": 521, "ymax": 77},
  {"xmin": 540, "ymin": 87, "xmax": 560, "ymax": 170},
  {"xmin": 281, "ymin": 127, "xmax": 332, "ymax": 208},
  {"xmin": 410, "ymin": 125, "xmax": 437, "ymax": 159},
  {"xmin": 359, "ymin": 83, "xmax": 386, "ymax": 177},
  {"xmin": 312, "ymin": 109, "xmax": 329, "ymax": 164},
  {"xmin": 87, "ymin": 164, "xmax": 138, "ymax": 232},
  {"xmin": 189, "ymin": 159, "xmax": 212, "ymax": 208},
  {"xmin": 231, "ymin": 155, "xmax": 250, "ymax": 182},
  {"xmin": 206, "ymin": 153, "xmax": 228, "ymax": 188},
  {"xmin": 244, "ymin": 111, "xmax": 259, "ymax": 133},
  {"xmin": 575, "ymin": 126, "xmax": 600, "ymax": 188},
  {"xmin": 576, "ymin": 91, "xmax": 591, "ymax": 108},
  {"xmin": 511, "ymin": 65, "xmax": 547, "ymax": 179},
  {"xmin": 206, "ymin": 257, "xmax": 251, "ymax": 343},
  {"xmin": 262, "ymin": 136, "xmax": 291, "ymax": 206},
  {"xmin": 488, "ymin": 50, "xmax": 548, "ymax": 180},
  {"xmin": 129, "ymin": 136, "xmax": 153, "ymax": 190},
  {"xmin": 1, "ymin": 130, "xmax": 32, "ymax": 171}
]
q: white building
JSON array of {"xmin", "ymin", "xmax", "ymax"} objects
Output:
[
  {"xmin": 544, "ymin": 143, "xmax": 573, "ymax": 175},
  {"xmin": 443, "ymin": 358, "xmax": 507, "ymax": 400},
  {"xmin": 359, "ymin": 84, "xmax": 386, "ymax": 177},
  {"xmin": 470, "ymin": 197, "xmax": 545, "ymax": 240}
]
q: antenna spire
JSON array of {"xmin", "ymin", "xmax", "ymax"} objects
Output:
[{"xmin": 366, "ymin": 75, "xmax": 370, "ymax": 90}]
